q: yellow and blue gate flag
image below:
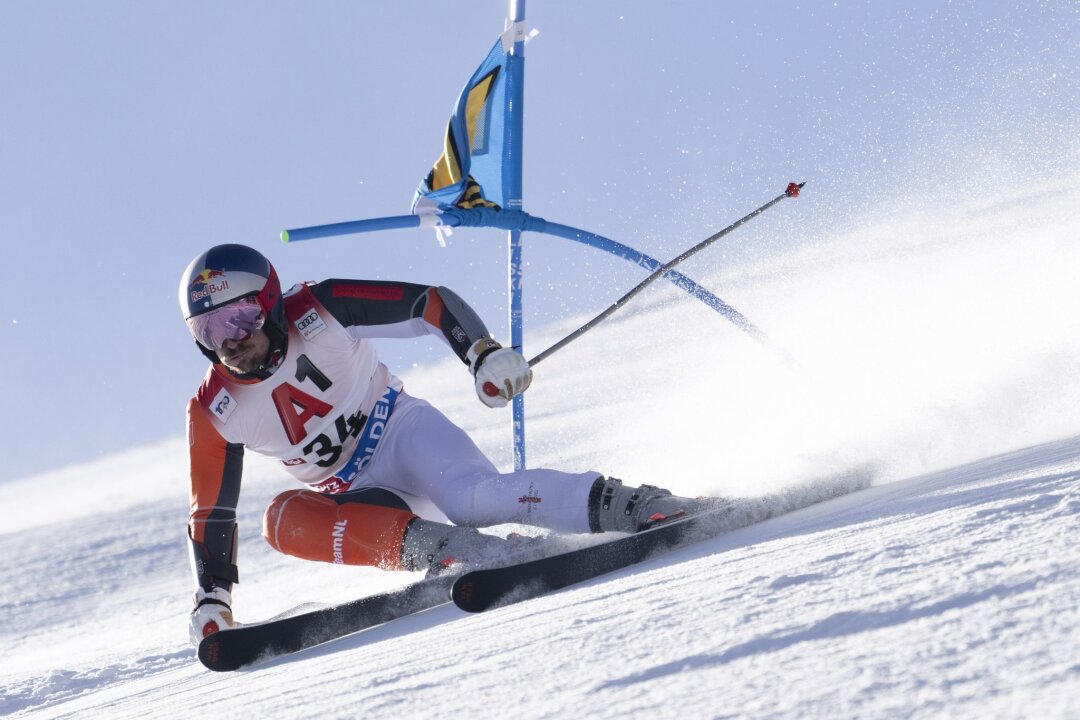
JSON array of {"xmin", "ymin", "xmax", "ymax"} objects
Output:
[{"xmin": 412, "ymin": 37, "xmax": 511, "ymax": 213}]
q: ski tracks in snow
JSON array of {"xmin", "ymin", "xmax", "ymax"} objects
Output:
[{"xmin": 587, "ymin": 436, "xmax": 1080, "ymax": 718}]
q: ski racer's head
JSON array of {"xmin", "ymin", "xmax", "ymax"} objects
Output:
[{"xmin": 179, "ymin": 244, "xmax": 288, "ymax": 377}]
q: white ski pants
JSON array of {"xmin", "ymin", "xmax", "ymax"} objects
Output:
[{"xmin": 349, "ymin": 392, "xmax": 598, "ymax": 534}]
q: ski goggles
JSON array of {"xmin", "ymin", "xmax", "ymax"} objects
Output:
[{"xmin": 186, "ymin": 298, "xmax": 265, "ymax": 350}]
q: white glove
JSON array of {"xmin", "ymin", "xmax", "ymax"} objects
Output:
[
  {"xmin": 468, "ymin": 339, "xmax": 533, "ymax": 409},
  {"xmin": 189, "ymin": 586, "xmax": 235, "ymax": 645}
]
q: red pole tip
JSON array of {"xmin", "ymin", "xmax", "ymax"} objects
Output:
[{"xmin": 785, "ymin": 182, "xmax": 803, "ymax": 198}]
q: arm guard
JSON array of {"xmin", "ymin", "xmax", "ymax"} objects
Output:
[
  {"xmin": 187, "ymin": 398, "xmax": 244, "ymax": 592},
  {"xmin": 188, "ymin": 525, "xmax": 239, "ymax": 593}
]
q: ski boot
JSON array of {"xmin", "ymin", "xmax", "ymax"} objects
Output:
[
  {"xmin": 587, "ymin": 476, "xmax": 721, "ymax": 533},
  {"xmin": 401, "ymin": 518, "xmax": 544, "ymax": 576}
]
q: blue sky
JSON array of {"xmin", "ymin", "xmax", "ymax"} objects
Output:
[{"xmin": 1, "ymin": 1, "xmax": 1076, "ymax": 483}]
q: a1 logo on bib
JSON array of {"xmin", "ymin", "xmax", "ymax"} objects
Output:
[{"xmin": 295, "ymin": 309, "xmax": 327, "ymax": 340}]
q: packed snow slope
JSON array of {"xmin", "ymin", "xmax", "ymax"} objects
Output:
[{"xmin": 2, "ymin": 177, "xmax": 1079, "ymax": 718}]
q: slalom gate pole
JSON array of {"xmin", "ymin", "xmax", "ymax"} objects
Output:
[
  {"xmin": 527, "ymin": 182, "xmax": 804, "ymax": 368},
  {"xmin": 506, "ymin": 0, "xmax": 528, "ymax": 470}
]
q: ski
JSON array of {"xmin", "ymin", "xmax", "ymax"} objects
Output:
[
  {"xmin": 450, "ymin": 506, "xmax": 733, "ymax": 612},
  {"xmin": 198, "ymin": 573, "xmax": 456, "ymax": 672},
  {"xmin": 451, "ymin": 469, "xmax": 872, "ymax": 613}
]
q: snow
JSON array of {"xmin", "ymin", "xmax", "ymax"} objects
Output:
[{"xmin": 3, "ymin": 176, "xmax": 1080, "ymax": 718}]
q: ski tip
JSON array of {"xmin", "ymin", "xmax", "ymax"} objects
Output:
[
  {"xmin": 198, "ymin": 636, "xmax": 231, "ymax": 672},
  {"xmin": 280, "ymin": 229, "xmax": 291, "ymax": 243},
  {"xmin": 452, "ymin": 572, "xmax": 510, "ymax": 613},
  {"xmin": 451, "ymin": 576, "xmax": 482, "ymax": 613},
  {"xmin": 198, "ymin": 629, "xmax": 258, "ymax": 672}
]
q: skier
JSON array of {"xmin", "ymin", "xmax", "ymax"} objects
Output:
[{"xmin": 181, "ymin": 244, "xmax": 712, "ymax": 643}]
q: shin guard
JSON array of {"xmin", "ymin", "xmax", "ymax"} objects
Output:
[{"xmin": 263, "ymin": 490, "xmax": 416, "ymax": 570}]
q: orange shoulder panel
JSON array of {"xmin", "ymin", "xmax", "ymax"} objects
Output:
[{"xmin": 422, "ymin": 287, "xmax": 446, "ymax": 330}]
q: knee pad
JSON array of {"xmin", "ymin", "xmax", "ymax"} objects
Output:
[{"xmin": 263, "ymin": 489, "xmax": 417, "ymax": 570}]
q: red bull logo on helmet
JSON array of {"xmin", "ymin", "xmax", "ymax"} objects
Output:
[{"xmin": 189, "ymin": 269, "xmax": 230, "ymax": 303}]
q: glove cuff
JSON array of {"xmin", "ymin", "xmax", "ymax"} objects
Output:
[
  {"xmin": 467, "ymin": 338, "xmax": 502, "ymax": 375},
  {"xmin": 193, "ymin": 586, "xmax": 232, "ymax": 611}
]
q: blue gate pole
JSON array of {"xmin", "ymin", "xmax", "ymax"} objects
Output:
[{"xmin": 507, "ymin": 0, "xmax": 527, "ymax": 470}]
